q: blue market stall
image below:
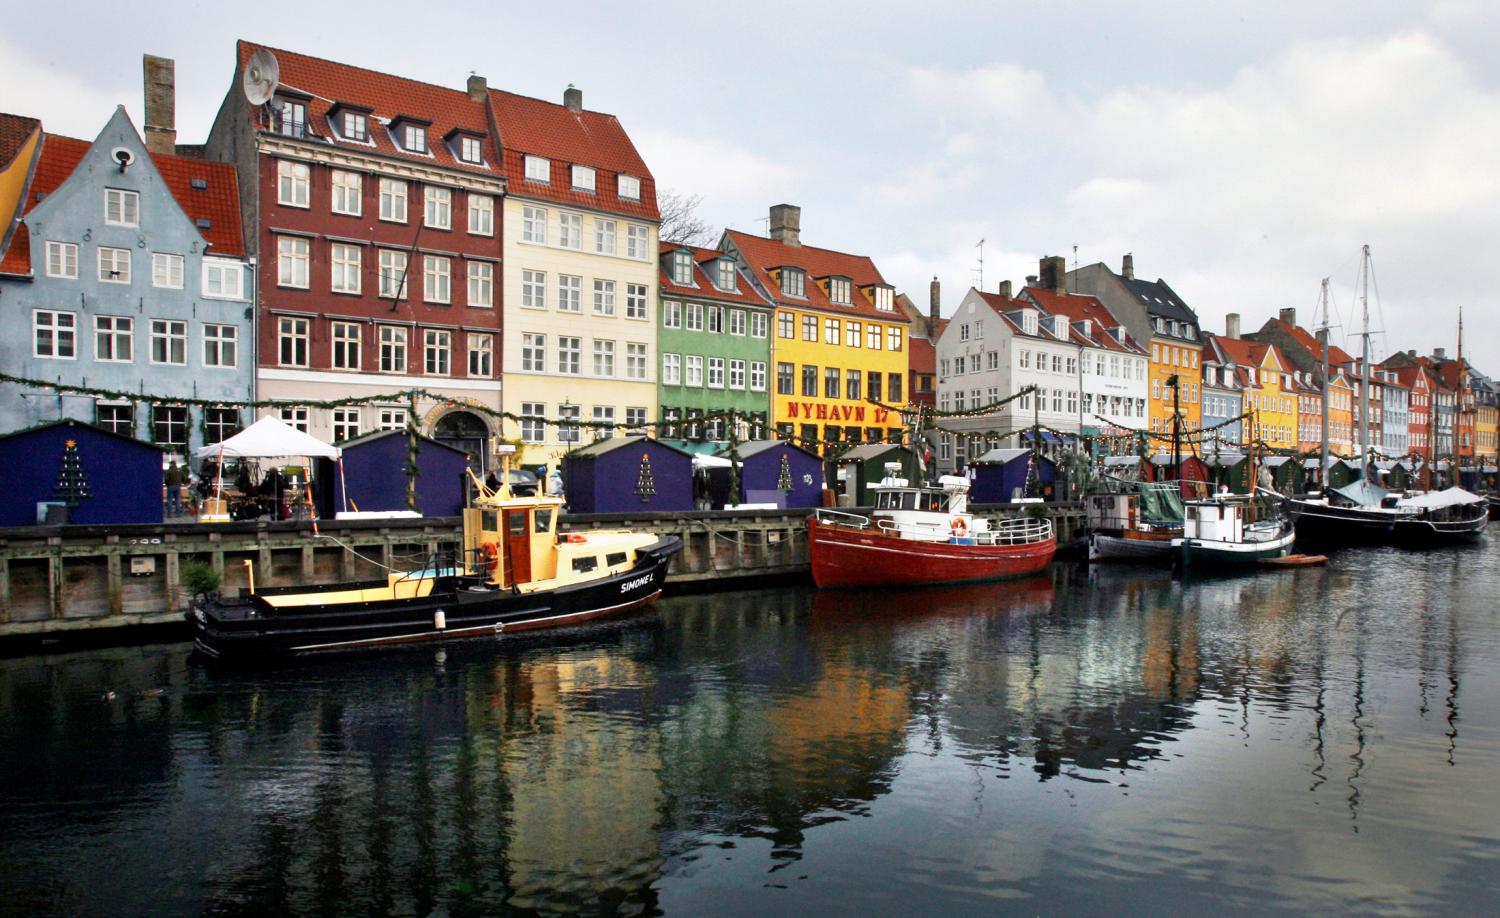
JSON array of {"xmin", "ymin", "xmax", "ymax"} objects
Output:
[
  {"xmin": 0, "ymin": 420, "xmax": 164, "ymax": 526},
  {"xmin": 564, "ymin": 436, "xmax": 694, "ymax": 514},
  {"xmin": 970, "ymin": 448, "xmax": 1056, "ymax": 503},
  {"xmin": 730, "ymin": 440, "xmax": 824, "ymax": 509},
  {"xmin": 323, "ymin": 430, "xmax": 470, "ymax": 518}
]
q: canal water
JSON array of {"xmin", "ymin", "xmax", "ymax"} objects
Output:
[{"xmin": 2, "ymin": 543, "xmax": 1498, "ymax": 916}]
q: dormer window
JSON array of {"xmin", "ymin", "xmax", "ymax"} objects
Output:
[
  {"xmin": 672, "ymin": 251, "xmax": 694, "ymax": 286},
  {"xmin": 828, "ymin": 277, "xmax": 851, "ymax": 305},
  {"xmin": 717, "ymin": 259, "xmax": 737, "ymax": 292},
  {"xmin": 779, "ymin": 267, "xmax": 805, "ymax": 298},
  {"xmin": 341, "ymin": 111, "xmax": 368, "ymax": 142},
  {"xmin": 572, "ymin": 165, "xmax": 596, "ymax": 192},
  {"xmin": 273, "ymin": 97, "xmax": 307, "ymax": 138},
  {"xmin": 1021, "ymin": 310, "xmax": 1038, "ymax": 336},
  {"xmin": 525, "ymin": 156, "xmax": 550, "ymax": 183},
  {"xmin": 458, "ymin": 136, "xmax": 483, "ymax": 164},
  {"xmin": 619, "ymin": 175, "xmax": 641, "ymax": 200},
  {"xmin": 872, "ymin": 286, "xmax": 894, "ymax": 312},
  {"xmin": 402, "ymin": 124, "xmax": 428, "ymax": 154}
]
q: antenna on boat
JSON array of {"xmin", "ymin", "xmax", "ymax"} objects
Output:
[{"xmin": 1317, "ymin": 277, "xmax": 1332, "ymax": 488}]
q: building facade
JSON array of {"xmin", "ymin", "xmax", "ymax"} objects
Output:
[
  {"xmin": 656, "ymin": 243, "xmax": 772, "ymax": 441},
  {"xmin": 1199, "ymin": 345, "xmax": 1247, "ymax": 453},
  {"xmin": 0, "ymin": 106, "xmax": 252, "ymax": 457},
  {"xmin": 1380, "ymin": 370, "xmax": 1410, "ymax": 457},
  {"xmin": 1206, "ymin": 333, "xmax": 1298, "ymax": 453}
]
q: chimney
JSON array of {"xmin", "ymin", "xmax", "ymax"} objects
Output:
[
  {"xmin": 143, "ymin": 54, "xmax": 176, "ymax": 156},
  {"xmin": 1122, "ymin": 253, "xmax": 1135, "ymax": 280},
  {"xmin": 1039, "ymin": 255, "xmax": 1067, "ymax": 292},
  {"xmin": 1434, "ymin": 347, "xmax": 1447, "ymax": 360},
  {"xmin": 769, "ymin": 203, "xmax": 801, "ymax": 246},
  {"xmin": 998, "ymin": 279, "xmax": 1012, "ymax": 300},
  {"xmin": 928, "ymin": 276, "xmax": 940, "ymax": 337},
  {"xmin": 467, "ymin": 74, "xmax": 488, "ymax": 103},
  {"xmin": 1279, "ymin": 307, "xmax": 1296, "ymax": 327},
  {"xmin": 1025, "ymin": 275, "xmax": 1038, "ymax": 286},
  {"xmin": 1226, "ymin": 313, "xmax": 1241, "ymax": 339},
  {"xmin": 563, "ymin": 84, "xmax": 582, "ymax": 113},
  {"xmin": 1407, "ymin": 349, "xmax": 1416, "ymax": 358}
]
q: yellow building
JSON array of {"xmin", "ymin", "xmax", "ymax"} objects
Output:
[
  {"xmin": 1214, "ymin": 336, "xmax": 1298, "ymax": 451},
  {"xmin": 723, "ymin": 208, "xmax": 911, "ymax": 453},
  {"xmin": 1328, "ymin": 372, "xmax": 1356, "ymax": 457},
  {"xmin": 1149, "ymin": 327, "xmax": 1202, "ymax": 437}
]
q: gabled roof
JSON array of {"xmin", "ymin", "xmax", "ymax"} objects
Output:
[
  {"xmin": 971, "ymin": 289, "xmax": 1069, "ymax": 344},
  {"xmin": 1020, "ymin": 286, "xmax": 1146, "ymax": 355},
  {"xmin": 0, "ymin": 113, "xmax": 40, "ymax": 169},
  {"xmin": 1122, "ymin": 275, "xmax": 1197, "ymax": 325},
  {"xmin": 1209, "ymin": 334, "xmax": 1290, "ymax": 376},
  {"xmin": 731, "ymin": 439, "xmax": 822, "ymax": 461},
  {"xmin": 657, "ymin": 242, "xmax": 773, "ymax": 308},
  {"xmin": 236, "ymin": 40, "xmax": 497, "ymax": 178},
  {"xmin": 723, "ymin": 229, "xmax": 906, "ymax": 323},
  {"xmin": 1266, "ymin": 318, "xmax": 1357, "ymax": 367},
  {"xmin": 568, "ymin": 434, "xmax": 692, "ymax": 460},
  {"xmin": 490, "ymin": 88, "xmax": 657, "ymax": 220}
]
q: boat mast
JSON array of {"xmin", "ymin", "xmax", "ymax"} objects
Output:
[
  {"xmin": 1170, "ymin": 373, "xmax": 1181, "ymax": 478},
  {"xmin": 1358, "ymin": 244, "xmax": 1371, "ymax": 472},
  {"xmin": 1318, "ymin": 278, "xmax": 1331, "ymax": 485}
]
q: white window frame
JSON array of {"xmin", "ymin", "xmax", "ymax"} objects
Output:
[
  {"xmin": 618, "ymin": 174, "xmax": 641, "ymax": 200},
  {"xmin": 593, "ymin": 339, "xmax": 615, "ymax": 377},
  {"xmin": 522, "ymin": 205, "xmax": 547, "ymax": 244},
  {"xmin": 149, "ymin": 318, "xmax": 188, "ymax": 366},
  {"xmin": 424, "ymin": 328, "xmax": 452, "ymax": 375},
  {"xmin": 203, "ymin": 260, "xmax": 245, "ymax": 300},
  {"xmin": 331, "ymin": 170, "xmax": 362, "ymax": 216},
  {"xmin": 202, "ymin": 323, "xmax": 237, "ymax": 369},
  {"xmin": 524, "ymin": 155, "xmax": 550, "ymax": 183},
  {"xmin": 468, "ymin": 332, "xmax": 493, "ymax": 377},
  {"xmin": 751, "ymin": 312, "xmax": 768, "ymax": 338},
  {"xmin": 521, "ymin": 269, "xmax": 547, "ymax": 309},
  {"xmin": 331, "ymin": 407, "xmax": 361, "ymax": 443},
  {"xmin": 423, "ymin": 255, "xmax": 451, "ymax": 304},
  {"xmin": 379, "ymin": 178, "xmax": 408, "ymax": 223},
  {"xmin": 626, "ymin": 342, "xmax": 647, "ymax": 380},
  {"xmin": 686, "ymin": 302, "xmax": 703, "ymax": 331},
  {"xmin": 104, "ymin": 187, "xmax": 140, "ymax": 226},
  {"xmin": 379, "ymin": 325, "xmax": 408, "ymax": 373},
  {"xmin": 152, "ymin": 252, "xmax": 184, "ymax": 289},
  {"xmin": 378, "ymin": 250, "xmax": 409, "ymax": 300},
  {"xmin": 571, "ymin": 165, "xmax": 596, "ymax": 191},
  {"xmin": 467, "ymin": 261, "xmax": 493, "ymax": 308},
  {"xmin": 331, "ymin": 243, "xmax": 362, "ymax": 294},
  {"xmin": 45, "ymin": 241, "xmax": 78, "ymax": 279},
  {"xmin": 662, "ymin": 352, "xmax": 681, "ymax": 385},
  {"xmin": 626, "ymin": 224, "xmax": 648, "ymax": 259},
  {"xmin": 467, "ymin": 194, "xmax": 493, "ymax": 236},
  {"xmin": 729, "ymin": 358, "xmax": 746, "ymax": 390},
  {"xmin": 521, "ymin": 333, "xmax": 546, "ymax": 372},
  {"xmin": 424, "ymin": 186, "xmax": 452, "ymax": 229},
  {"xmin": 94, "ymin": 315, "xmax": 133, "ymax": 363},
  {"xmin": 558, "ymin": 274, "xmax": 581, "ymax": 312},
  {"xmin": 595, "ymin": 219, "xmax": 617, "ymax": 255},
  {"xmin": 750, "ymin": 361, "xmax": 767, "ymax": 392},
  {"xmin": 278, "ymin": 316, "xmax": 309, "ymax": 367},
  {"xmin": 520, "ymin": 402, "xmax": 546, "ymax": 443},
  {"xmin": 558, "ymin": 212, "xmax": 582, "ymax": 249},
  {"xmin": 686, "ymin": 355, "xmax": 703, "ymax": 387},
  {"xmin": 558, "ymin": 336, "xmax": 581, "ymax": 375},
  {"xmin": 98, "ymin": 247, "xmax": 131, "ymax": 284},
  {"xmin": 331, "ymin": 320, "xmax": 362, "ymax": 370},
  {"xmin": 459, "ymin": 136, "xmax": 484, "ymax": 165},
  {"xmin": 277, "ymin": 160, "xmax": 310, "ymax": 208},
  {"xmin": 663, "ymin": 300, "xmax": 682, "ymax": 328},
  {"xmin": 277, "ymin": 236, "xmax": 310, "ymax": 288},
  {"xmin": 626, "ymin": 283, "xmax": 648, "ymax": 320},
  {"xmin": 593, "ymin": 279, "xmax": 616, "ymax": 316},
  {"xmin": 402, "ymin": 123, "xmax": 428, "ymax": 154}
]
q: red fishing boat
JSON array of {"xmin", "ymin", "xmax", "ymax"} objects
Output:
[{"xmin": 807, "ymin": 475, "xmax": 1056, "ymax": 588}]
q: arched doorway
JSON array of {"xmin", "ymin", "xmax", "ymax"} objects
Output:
[{"xmin": 433, "ymin": 411, "xmax": 490, "ymax": 473}]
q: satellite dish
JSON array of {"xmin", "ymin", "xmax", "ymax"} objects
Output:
[{"xmin": 243, "ymin": 49, "xmax": 280, "ymax": 106}]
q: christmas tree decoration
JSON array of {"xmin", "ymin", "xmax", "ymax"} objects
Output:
[
  {"xmin": 53, "ymin": 439, "xmax": 91, "ymax": 507},
  {"xmin": 635, "ymin": 453, "xmax": 656, "ymax": 502},
  {"xmin": 777, "ymin": 453, "xmax": 793, "ymax": 491}
]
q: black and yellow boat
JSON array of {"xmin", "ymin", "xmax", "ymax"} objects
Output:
[{"xmin": 188, "ymin": 452, "xmax": 681, "ymax": 662}]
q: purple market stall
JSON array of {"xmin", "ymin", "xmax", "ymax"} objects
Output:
[{"xmin": 563, "ymin": 436, "xmax": 693, "ymax": 513}]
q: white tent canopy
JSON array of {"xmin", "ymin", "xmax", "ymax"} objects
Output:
[
  {"xmin": 692, "ymin": 453, "xmax": 732, "ymax": 471},
  {"xmin": 193, "ymin": 415, "xmax": 341, "ymax": 461},
  {"xmin": 1398, "ymin": 487, "xmax": 1484, "ymax": 510}
]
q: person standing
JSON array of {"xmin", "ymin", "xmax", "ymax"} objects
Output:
[{"xmin": 164, "ymin": 460, "xmax": 186, "ymax": 518}]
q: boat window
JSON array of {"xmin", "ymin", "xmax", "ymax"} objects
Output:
[
  {"xmin": 900, "ymin": 491, "xmax": 918, "ymax": 510},
  {"xmin": 481, "ymin": 510, "xmax": 498, "ymax": 531},
  {"xmin": 508, "ymin": 513, "xmax": 528, "ymax": 535},
  {"xmin": 571, "ymin": 556, "xmax": 599, "ymax": 573},
  {"xmin": 876, "ymin": 492, "xmax": 894, "ymax": 510},
  {"xmin": 925, "ymin": 494, "xmax": 947, "ymax": 512},
  {"xmin": 606, "ymin": 552, "xmax": 627, "ymax": 565},
  {"xmin": 535, "ymin": 508, "xmax": 554, "ymax": 533}
]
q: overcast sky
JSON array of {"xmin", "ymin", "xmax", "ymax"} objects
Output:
[{"xmin": 5, "ymin": 1, "xmax": 1497, "ymax": 369}]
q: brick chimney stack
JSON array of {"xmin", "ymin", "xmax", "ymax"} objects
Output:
[
  {"xmin": 143, "ymin": 54, "xmax": 176, "ymax": 156},
  {"xmin": 769, "ymin": 204, "xmax": 801, "ymax": 247},
  {"xmin": 928, "ymin": 276, "xmax": 941, "ymax": 337},
  {"xmin": 1280, "ymin": 307, "xmax": 1297, "ymax": 327},
  {"xmin": 998, "ymin": 279, "xmax": 1013, "ymax": 300},
  {"xmin": 1039, "ymin": 255, "xmax": 1067, "ymax": 292},
  {"xmin": 1122, "ymin": 253, "xmax": 1135, "ymax": 280},
  {"xmin": 467, "ymin": 74, "xmax": 488, "ymax": 103},
  {"xmin": 1434, "ymin": 347, "xmax": 1447, "ymax": 360},
  {"xmin": 563, "ymin": 84, "xmax": 582, "ymax": 113},
  {"xmin": 1226, "ymin": 313, "xmax": 1241, "ymax": 339}
]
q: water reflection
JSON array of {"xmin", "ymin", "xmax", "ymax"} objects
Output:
[{"xmin": 0, "ymin": 541, "xmax": 1497, "ymax": 914}]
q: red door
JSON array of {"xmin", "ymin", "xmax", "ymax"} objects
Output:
[{"xmin": 504, "ymin": 509, "xmax": 532, "ymax": 586}]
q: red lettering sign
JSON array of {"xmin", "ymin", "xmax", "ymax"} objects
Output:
[
  {"xmin": 854, "ymin": 406, "xmax": 866, "ymax": 422},
  {"xmin": 875, "ymin": 409, "xmax": 889, "ymax": 423},
  {"xmin": 787, "ymin": 402, "xmax": 799, "ymax": 419},
  {"xmin": 815, "ymin": 404, "xmax": 828, "ymax": 420}
]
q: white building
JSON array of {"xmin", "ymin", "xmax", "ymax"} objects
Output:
[{"xmin": 1017, "ymin": 285, "xmax": 1149, "ymax": 440}]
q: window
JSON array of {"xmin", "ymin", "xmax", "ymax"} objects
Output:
[
  {"xmin": 521, "ymin": 333, "xmax": 546, "ymax": 372},
  {"xmin": 751, "ymin": 312, "xmax": 768, "ymax": 338},
  {"xmin": 873, "ymin": 287, "xmax": 895, "ymax": 312},
  {"xmin": 663, "ymin": 353, "xmax": 681, "ymax": 384},
  {"xmin": 959, "ymin": 323, "xmax": 970, "ymax": 342},
  {"xmin": 670, "ymin": 251, "xmax": 694, "ymax": 286},
  {"xmin": 467, "ymin": 261, "xmax": 493, "ymax": 307},
  {"xmin": 627, "ymin": 342, "xmax": 647, "ymax": 379},
  {"xmin": 558, "ymin": 404, "xmax": 580, "ymax": 443},
  {"xmin": 424, "ymin": 187, "xmax": 452, "ymax": 229},
  {"xmin": 710, "ymin": 260, "xmax": 736, "ymax": 292},
  {"xmin": 558, "ymin": 212, "xmax": 582, "ymax": 249},
  {"xmin": 591, "ymin": 405, "xmax": 613, "ymax": 439},
  {"xmin": 340, "ymin": 111, "xmax": 368, "ymax": 142},
  {"xmin": 802, "ymin": 365, "xmax": 818, "ymax": 397},
  {"xmin": 626, "ymin": 407, "xmax": 647, "ymax": 433},
  {"xmin": 987, "ymin": 351, "xmax": 999, "ymax": 370},
  {"xmin": 332, "ymin": 408, "xmax": 361, "ymax": 443},
  {"xmin": 687, "ymin": 302, "xmax": 704, "ymax": 331},
  {"xmin": 888, "ymin": 327, "xmax": 902, "ymax": 352},
  {"xmin": 729, "ymin": 309, "xmax": 746, "ymax": 336},
  {"xmin": 98, "ymin": 247, "xmax": 130, "ymax": 283},
  {"xmin": 663, "ymin": 300, "xmax": 682, "ymax": 328},
  {"xmin": 595, "ymin": 219, "xmax": 617, "ymax": 255},
  {"xmin": 203, "ymin": 324, "xmax": 237, "ymax": 368},
  {"xmin": 593, "ymin": 279, "xmax": 616, "ymax": 315},
  {"xmin": 152, "ymin": 253, "xmax": 184, "ymax": 289},
  {"xmin": 824, "ymin": 318, "xmax": 840, "ymax": 344},
  {"xmin": 522, "ymin": 205, "xmax": 547, "ymax": 243},
  {"xmin": 105, "ymin": 187, "xmax": 140, "ymax": 226},
  {"xmin": 593, "ymin": 339, "xmax": 615, "ymax": 376},
  {"xmin": 277, "ymin": 161, "xmax": 309, "ymax": 207},
  {"xmin": 558, "ymin": 336, "xmax": 581, "ymax": 374},
  {"xmin": 777, "ymin": 362, "xmax": 794, "ymax": 395},
  {"xmin": 619, "ymin": 174, "xmax": 641, "ymax": 200},
  {"xmin": 274, "ymin": 98, "xmax": 307, "ymax": 137},
  {"xmin": 45, "ymin": 241, "xmax": 77, "ymax": 278},
  {"xmin": 95, "ymin": 403, "xmax": 133, "ymax": 437},
  {"xmin": 379, "ymin": 325, "xmax": 408, "ymax": 373},
  {"xmin": 402, "ymin": 124, "xmax": 428, "ymax": 154},
  {"xmin": 520, "ymin": 402, "xmax": 546, "ymax": 443},
  {"xmin": 468, "ymin": 194, "xmax": 493, "ymax": 235},
  {"xmin": 331, "ymin": 321, "xmax": 361, "ymax": 370},
  {"xmin": 868, "ymin": 371, "xmax": 882, "ymax": 402},
  {"xmin": 846, "ymin": 321, "xmax": 862, "ymax": 348},
  {"xmin": 829, "ymin": 277, "xmax": 850, "ymax": 304},
  {"xmin": 379, "ymin": 250, "xmax": 409, "ymax": 300},
  {"xmin": 558, "ymin": 275, "xmax": 581, "ymax": 312},
  {"xmin": 686, "ymin": 355, "xmax": 704, "ymax": 387},
  {"xmin": 94, "ymin": 315, "xmax": 132, "ymax": 362},
  {"xmin": 955, "ymin": 356, "xmax": 966, "ymax": 375},
  {"xmin": 709, "ymin": 306, "xmax": 724, "ymax": 333},
  {"xmin": 866, "ymin": 325, "xmax": 882, "ymax": 350},
  {"xmin": 459, "ymin": 136, "xmax": 484, "ymax": 164},
  {"xmin": 780, "ymin": 268, "xmax": 805, "ymax": 297},
  {"xmin": 627, "ymin": 224, "xmax": 649, "ymax": 259},
  {"xmin": 331, "ymin": 243, "xmax": 362, "ymax": 294},
  {"xmin": 331, "ymin": 170, "xmax": 362, "ymax": 215},
  {"xmin": 846, "ymin": 370, "xmax": 862, "ymax": 401},
  {"xmin": 802, "ymin": 314, "xmax": 817, "ymax": 341},
  {"xmin": 377, "ymin": 409, "xmax": 405, "ymax": 432},
  {"xmin": 152, "ymin": 405, "xmax": 189, "ymax": 449},
  {"xmin": 707, "ymin": 357, "xmax": 726, "ymax": 388},
  {"xmin": 149, "ymin": 319, "xmax": 187, "ymax": 365},
  {"xmin": 626, "ymin": 283, "xmax": 648, "ymax": 320},
  {"xmin": 424, "ymin": 329, "xmax": 451, "ymax": 375},
  {"xmin": 278, "ymin": 236, "xmax": 309, "ymax": 288},
  {"xmin": 822, "ymin": 367, "xmax": 839, "ymax": 399},
  {"xmin": 522, "ymin": 269, "xmax": 546, "ymax": 308},
  {"xmin": 278, "ymin": 317, "xmax": 308, "ymax": 367},
  {"xmin": 719, "ymin": 358, "xmax": 742, "ymax": 390},
  {"xmin": 572, "ymin": 165, "xmax": 595, "ymax": 191},
  {"xmin": 525, "ymin": 155, "xmax": 550, "ymax": 183},
  {"xmin": 423, "ymin": 255, "xmax": 450, "ymax": 303},
  {"xmin": 277, "ymin": 405, "xmax": 308, "ymax": 433},
  {"xmin": 1020, "ymin": 350, "xmax": 1031, "ymax": 369},
  {"xmin": 203, "ymin": 261, "xmax": 244, "ymax": 299},
  {"xmin": 778, "ymin": 312, "xmax": 794, "ymax": 338},
  {"xmin": 379, "ymin": 178, "xmax": 408, "ymax": 222},
  {"xmin": 751, "ymin": 361, "xmax": 767, "ymax": 392}
]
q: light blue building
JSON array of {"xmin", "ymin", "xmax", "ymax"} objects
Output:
[
  {"xmin": 1380, "ymin": 368, "xmax": 1410, "ymax": 457},
  {"xmin": 1199, "ymin": 348, "xmax": 1246, "ymax": 450},
  {"xmin": 0, "ymin": 107, "xmax": 253, "ymax": 458}
]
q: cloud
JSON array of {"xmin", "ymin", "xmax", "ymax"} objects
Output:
[
  {"xmin": 907, "ymin": 62, "xmax": 1056, "ymax": 126},
  {"xmin": 0, "ymin": 38, "xmax": 125, "ymax": 138},
  {"xmin": 632, "ymin": 129, "xmax": 798, "ymax": 208}
]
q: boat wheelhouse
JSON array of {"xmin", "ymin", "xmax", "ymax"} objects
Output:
[
  {"xmin": 1173, "ymin": 494, "xmax": 1294, "ymax": 567},
  {"xmin": 1086, "ymin": 483, "xmax": 1185, "ymax": 562}
]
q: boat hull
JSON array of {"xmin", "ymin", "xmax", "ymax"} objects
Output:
[
  {"xmin": 1391, "ymin": 513, "xmax": 1488, "ymax": 545},
  {"xmin": 1088, "ymin": 531, "xmax": 1176, "ymax": 563},
  {"xmin": 1289, "ymin": 500, "xmax": 1402, "ymax": 546},
  {"xmin": 808, "ymin": 517, "xmax": 1056, "ymax": 588},
  {"xmin": 188, "ymin": 536, "xmax": 682, "ymax": 663},
  {"xmin": 1174, "ymin": 527, "xmax": 1295, "ymax": 567}
]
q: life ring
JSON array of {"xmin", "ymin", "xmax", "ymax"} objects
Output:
[
  {"xmin": 480, "ymin": 541, "xmax": 500, "ymax": 573},
  {"xmin": 950, "ymin": 517, "xmax": 969, "ymax": 538}
]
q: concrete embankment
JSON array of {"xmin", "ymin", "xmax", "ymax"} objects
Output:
[{"xmin": 0, "ymin": 503, "xmax": 1084, "ymax": 641}]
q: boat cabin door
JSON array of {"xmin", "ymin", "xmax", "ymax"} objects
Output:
[{"xmin": 503, "ymin": 509, "xmax": 532, "ymax": 587}]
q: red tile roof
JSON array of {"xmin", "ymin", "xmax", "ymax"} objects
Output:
[
  {"xmin": 0, "ymin": 132, "xmax": 244, "ymax": 275},
  {"xmin": 908, "ymin": 334, "xmax": 936, "ymax": 374},
  {"xmin": 657, "ymin": 242, "xmax": 773, "ymax": 307},
  {"xmin": 1269, "ymin": 318, "xmax": 1356, "ymax": 367},
  {"xmin": 1020, "ymin": 286, "xmax": 1146, "ymax": 354},
  {"xmin": 491, "ymin": 89, "xmax": 657, "ymax": 220},
  {"xmin": 237, "ymin": 41, "xmax": 498, "ymax": 178},
  {"xmin": 723, "ymin": 229, "xmax": 907, "ymax": 323},
  {"xmin": 0, "ymin": 113, "xmax": 40, "ymax": 170},
  {"xmin": 1211, "ymin": 334, "xmax": 1291, "ymax": 375}
]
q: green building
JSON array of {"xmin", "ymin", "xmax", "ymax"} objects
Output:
[{"xmin": 657, "ymin": 243, "xmax": 774, "ymax": 441}]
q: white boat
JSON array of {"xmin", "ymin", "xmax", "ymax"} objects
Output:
[
  {"xmin": 1173, "ymin": 495, "xmax": 1295, "ymax": 567},
  {"xmin": 1086, "ymin": 483, "xmax": 1184, "ymax": 563}
]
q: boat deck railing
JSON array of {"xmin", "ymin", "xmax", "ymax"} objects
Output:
[{"xmin": 814, "ymin": 509, "xmax": 1054, "ymax": 546}]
